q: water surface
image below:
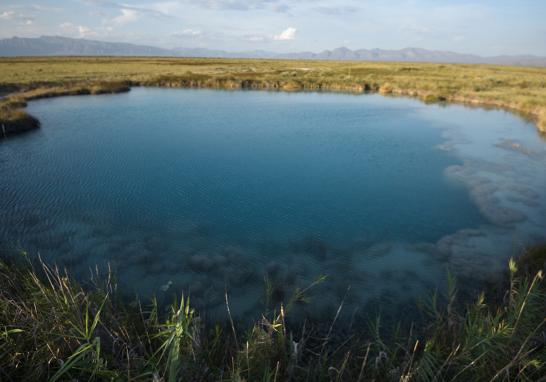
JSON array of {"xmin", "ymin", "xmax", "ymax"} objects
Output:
[{"xmin": 1, "ymin": 88, "xmax": 545, "ymax": 321}]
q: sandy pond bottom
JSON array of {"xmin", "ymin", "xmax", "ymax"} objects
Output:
[{"xmin": 1, "ymin": 88, "xmax": 545, "ymax": 323}]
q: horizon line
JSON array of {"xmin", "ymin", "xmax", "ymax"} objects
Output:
[{"xmin": 2, "ymin": 35, "xmax": 545, "ymax": 59}]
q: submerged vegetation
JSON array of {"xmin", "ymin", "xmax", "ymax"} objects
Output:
[
  {"xmin": 0, "ymin": 57, "xmax": 546, "ymax": 137},
  {"xmin": 0, "ymin": 248, "xmax": 545, "ymax": 381}
]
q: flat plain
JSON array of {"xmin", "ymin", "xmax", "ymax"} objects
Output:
[{"xmin": 0, "ymin": 57, "xmax": 545, "ymax": 134}]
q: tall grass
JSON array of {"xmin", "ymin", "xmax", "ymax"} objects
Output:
[{"xmin": 1, "ymin": 250, "xmax": 544, "ymax": 381}]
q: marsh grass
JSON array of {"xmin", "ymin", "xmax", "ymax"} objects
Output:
[
  {"xmin": 0, "ymin": 81, "xmax": 130, "ymax": 137},
  {"xmin": 0, "ymin": 249, "xmax": 544, "ymax": 381},
  {"xmin": 0, "ymin": 57, "xmax": 545, "ymax": 137}
]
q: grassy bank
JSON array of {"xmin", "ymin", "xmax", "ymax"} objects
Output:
[
  {"xmin": 0, "ymin": 81, "xmax": 130, "ymax": 137},
  {"xmin": 0, "ymin": 57, "xmax": 545, "ymax": 137},
  {"xmin": 1, "ymin": 250, "xmax": 544, "ymax": 381}
]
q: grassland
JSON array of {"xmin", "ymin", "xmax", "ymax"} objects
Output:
[{"xmin": 0, "ymin": 57, "xmax": 545, "ymax": 137}]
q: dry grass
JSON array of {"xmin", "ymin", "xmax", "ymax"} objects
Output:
[{"xmin": 0, "ymin": 57, "xmax": 545, "ymax": 136}]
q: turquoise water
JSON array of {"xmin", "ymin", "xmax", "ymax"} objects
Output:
[{"xmin": 1, "ymin": 88, "xmax": 545, "ymax": 322}]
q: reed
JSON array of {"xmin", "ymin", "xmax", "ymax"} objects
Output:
[{"xmin": 1, "ymin": 248, "xmax": 544, "ymax": 381}]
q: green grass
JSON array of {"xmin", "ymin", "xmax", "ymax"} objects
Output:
[
  {"xmin": 0, "ymin": 57, "xmax": 545, "ymax": 136},
  {"xmin": 1, "ymin": 250, "xmax": 544, "ymax": 381}
]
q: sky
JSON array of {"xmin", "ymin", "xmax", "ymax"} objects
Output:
[{"xmin": 0, "ymin": 0, "xmax": 545, "ymax": 56}]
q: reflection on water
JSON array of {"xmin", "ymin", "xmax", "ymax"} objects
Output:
[{"xmin": 1, "ymin": 88, "xmax": 545, "ymax": 323}]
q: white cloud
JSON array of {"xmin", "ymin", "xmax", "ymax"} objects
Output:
[
  {"xmin": 273, "ymin": 26, "xmax": 296, "ymax": 41},
  {"xmin": 172, "ymin": 28, "xmax": 204, "ymax": 39},
  {"xmin": 60, "ymin": 22, "xmax": 97, "ymax": 38},
  {"xmin": 180, "ymin": 28, "xmax": 202, "ymax": 36},
  {"xmin": 78, "ymin": 26, "xmax": 97, "ymax": 37},
  {"xmin": 112, "ymin": 8, "xmax": 139, "ymax": 26},
  {"xmin": 0, "ymin": 10, "xmax": 16, "ymax": 20},
  {"xmin": 0, "ymin": 10, "xmax": 35, "ymax": 26}
]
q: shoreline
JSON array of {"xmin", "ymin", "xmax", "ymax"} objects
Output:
[{"xmin": 1, "ymin": 64, "xmax": 545, "ymax": 138}]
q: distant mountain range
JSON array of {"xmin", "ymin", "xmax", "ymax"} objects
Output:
[{"xmin": 1, "ymin": 36, "xmax": 546, "ymax": 67}]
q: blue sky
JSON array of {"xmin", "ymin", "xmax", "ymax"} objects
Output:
[{"xmin": 1, "ymin": 0, "xmax": 545, "ymax": 55}]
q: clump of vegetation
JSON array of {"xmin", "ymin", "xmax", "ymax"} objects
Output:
[
  {"xmin": 1, "ymin": 251, "xmax": 544, "ymax": 381},
  {"xmin": 422, "ymin": 94, "xmax": 447, "ymax": 104},
  {"xmin": 0, "ymin": 100, "xmax": 39, "ymax": 137},
  {"xmin": 282, "ymin": 81, "xmax": 303, "ymax": 91}
]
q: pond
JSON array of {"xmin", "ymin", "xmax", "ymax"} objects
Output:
[{"xmin": 1, "ymin": 88, "xmax": 545, "ymax": 322}]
